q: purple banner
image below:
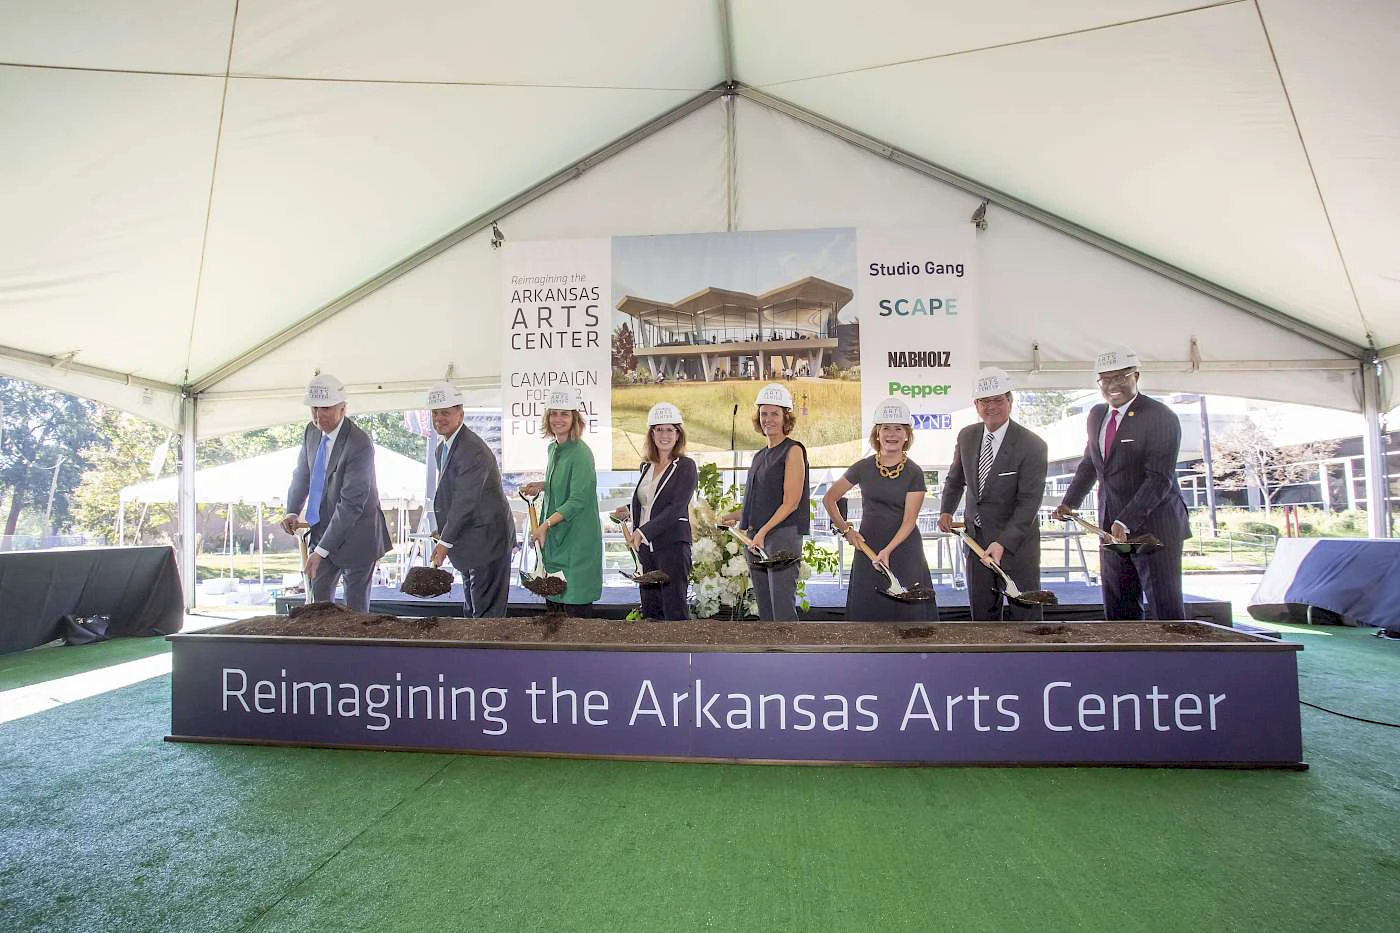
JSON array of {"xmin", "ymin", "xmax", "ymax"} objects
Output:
[{"xmin": 170, "ymin": 638, "xmax": 1303, "ymax": 766}]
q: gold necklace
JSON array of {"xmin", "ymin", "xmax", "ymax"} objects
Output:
[{"xmin": 876, "ymin": 454, "xmax": 907, "ymax": 479}]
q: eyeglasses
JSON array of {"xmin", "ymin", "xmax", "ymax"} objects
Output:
[{"xmin": 1096, "ymin": 369, "xmax": 1137, "ymax": 385}]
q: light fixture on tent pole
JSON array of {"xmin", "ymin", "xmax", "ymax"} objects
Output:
[
  {"xmin": 970, "ymin": 199, "xmax": 989, "ymax": 231},
  {"xmin": 490, "ymin": 222, "xmax": 505, "ymax": 249}
]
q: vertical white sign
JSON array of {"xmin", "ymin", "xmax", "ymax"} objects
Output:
[
  {"xmin": 501, "ymin": 240, "xmax": 613, "ymax": 470},
  {"xmin": 856, "ymin": 226, "xmax": 978, "ymax": 467}
]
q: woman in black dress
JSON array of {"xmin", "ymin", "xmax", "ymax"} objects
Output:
[
  {"xmin": 723, "ymin": 383, "xmax": 810, "ymax": 621},
  {"xmin": 822, "ymin": 397, "xmax": 936, "ymax": 622}
]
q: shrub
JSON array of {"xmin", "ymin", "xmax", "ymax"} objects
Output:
[{"xmin": 1240, "ymin": 521, "xmax": 1279, "ymax": 537}]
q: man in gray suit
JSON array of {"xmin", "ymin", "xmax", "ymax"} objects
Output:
[
  {"xmin": 1053, "ymin": 348, "xmax": 1190, "ymax": 620},
  {"xmin": 280, "ymin": 372, "xmax": 391, "ymax": 612},
  {"xmin": 426, "ymin": 381, "xmax": 514, "ymax": 618},
  {"xmin": 938, "ymin": 368, "xmax": 1049, "ymax": 620}
]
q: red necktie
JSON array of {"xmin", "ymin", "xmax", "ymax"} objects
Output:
[{"xmin": 1103, "ymin": 409, "xmax": 1119, "ymax": 459}]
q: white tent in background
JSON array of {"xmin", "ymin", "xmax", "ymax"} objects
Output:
[
  {"xmin": 118, "ymin": 444, "xmax": 427, "ymax": 589},
  {"xmin": 118, "ymin": 444, "xmax": 427, "ymax": 510}
]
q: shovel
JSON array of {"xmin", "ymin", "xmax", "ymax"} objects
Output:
[
  {"xmin": 518, "ymin": 490, "xmax": 568, "ymax": 597},
  {"xmin": 608, "ymin": 512, "xmax": 670, "ymax": 585},
  {"xmin": 291, "ymin": 522, "xmax": 313, "ymax": 605},
  {"xmin": 1063, "ymin": 510, "xmax": 1163, "ymax": 554},
  {"xmin": 957, "ymin": 530, "xmax": 1059, "ymax": 607},
  {"xmin": 845, "ymin": 530, "xmax": 934, "ymax": 603},
  {"xmin": 400, "ymin": 536, "xmax": 454, "ymax": 599},
  {"xmin": 723, "ymin": 524, "xmax": 800, "ymax": 570}
]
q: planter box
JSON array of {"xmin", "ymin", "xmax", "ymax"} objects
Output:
[{"xmin": 168, "ymin": 620, "xmax": 1304, "ymax": 768}]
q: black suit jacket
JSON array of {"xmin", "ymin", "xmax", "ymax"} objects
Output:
[
  {"xmin": 433, "ymin": 427, "xmax": 514, "ymax": 569},
  {"xmin": 1062, "ymin": 393, "xmax": 1190, "ymax": 543},
  {"xmin": 287, "ymin": 418, "xmax": 391, "ymax": 569},
  {"xmin": 940, "ymin": 419, "xmax": 1048, "ymax": 566},
  {"xmin": 630, "ymin": 457, "xmax": 698, "ymax": 551}
]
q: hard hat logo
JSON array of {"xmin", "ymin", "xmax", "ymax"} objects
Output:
[
  {"xmin": 755, "ymin": 383, "xmax": 794, "ymax": 409},
  {"xmin": 647, "ymin": 402, "xmax": 683, "ymax": 426},
  {"xmin": 973, "ymin": 367, "xmax": 1014, "ymax": 399},
  {"xmin": 425, "ymin": 381, "xmax": 464, "ymax": 409},
  {"xmin": 872, "ymin": 397, "xmax": 914, "ymax": 426},
  {"xmin": 303, "ymin": 373, "xmax": 347, "ymax": 407},
  {"xmin": 546, "ymin": 388, "xmax": 586, "ymax": 412},
  {"xmin": 1095, "ymin": 347, "xmax": 1140, "ymax": 374}
]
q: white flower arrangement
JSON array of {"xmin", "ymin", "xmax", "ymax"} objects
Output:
[{"xmin": 688, "ymin": 489, "xmax": 757, "ymax": 620}]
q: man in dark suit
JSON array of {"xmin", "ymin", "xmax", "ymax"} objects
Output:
[
  {"xmin": 280, "ymin": 372, "xmax": 391, "ymax": 612},
  {"xmin": 938, "ymin": 368, "xmax": 1049, "ymax": 620},
  {"xmin": 1053, "ymin": 348, "xmax": 1190, "ymax": 620},
  {"xmin": 426, "ymin": 381, "xmax": 514, "ymax": 618}
]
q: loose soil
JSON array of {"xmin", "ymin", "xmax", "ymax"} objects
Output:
[{"xmin": 203, "ymin": 602, "xmax": 1262, "ymax": 647}]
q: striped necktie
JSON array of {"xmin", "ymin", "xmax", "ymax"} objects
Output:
[{"xmin": 975, "ymin": 432, "xmax": 994, "ymax": 527}]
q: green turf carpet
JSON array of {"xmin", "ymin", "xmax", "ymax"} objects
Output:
[{"xmin": 2, "ymin": 627, "xmax": 1398, "ymax": 932}]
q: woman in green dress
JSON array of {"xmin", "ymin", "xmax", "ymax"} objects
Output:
[{"xmin": 520, "ymin": 389, "xmax": 603, "ymax": 614}]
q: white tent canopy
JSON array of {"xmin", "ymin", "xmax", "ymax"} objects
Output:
[
  {"xmin": 3, "ymin": 1, "xmax": 1396, "ymax": 589},
  {"xmin": 119, "ymin": 444, "xmax": 427, "ymax": 510},
  {"xmin": 2, "ymin": 0, "xmax": 1396, "ymax": 429}
]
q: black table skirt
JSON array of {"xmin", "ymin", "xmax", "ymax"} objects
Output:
[{"xmin": 0, "ymin": 546, "xmax": 184, "ymax": 654}]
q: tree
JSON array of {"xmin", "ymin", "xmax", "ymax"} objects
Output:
[
  {"xmin": 1199, "ymin": 418, "xmax": 1337, "ymax": 514},
  {"xmin": 71, "ymin": 410, "xmax": 175, "ymax": 544},
  {"xmin": 1014, "ymin": 390, "xmax": 1080, "ymax": 428},
  {"xmin": 353, "ymin": 411, "xmax": 430, "ymax": 460},
  {"xmin": 198, "ymin": 423, "xmax": 304, "ymax": 467},
  {"xmin": 612, "ymin": 322, "xmax": 636, "ymax": 378},
  {"xmin": 0, "ymin": 378, "xmax": 102, "ymax": 536}
]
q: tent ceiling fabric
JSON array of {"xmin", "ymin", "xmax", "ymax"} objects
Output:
[{"xmin": 1, "ymin": 0, "xmax": 1395, "ymax": 433}]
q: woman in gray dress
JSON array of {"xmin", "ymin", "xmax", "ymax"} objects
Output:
[
  {"xmin": 822, "ymin": 397, "xmax": 937, "ymax": 622},
  {"xmin": 722, "ymin": 383, "xmax": 810, "ymax": 621}
]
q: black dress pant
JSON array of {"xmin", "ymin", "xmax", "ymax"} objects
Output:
[
  {"xmin": 639, "ymin": 542, "xmax": 692, "ymax": 621},
  {"xmin": 1100, "ymin": 542, "xmax": 1185, "ymax": 620}
]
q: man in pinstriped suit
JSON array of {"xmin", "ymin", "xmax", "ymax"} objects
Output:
[
  {"xmin": 1053, "ymin": 348, "xmax": 1190, "ymax": 620},
  {"xmin": 938, "ymin": 368, "xmax": 1049, "ymax": 621}
]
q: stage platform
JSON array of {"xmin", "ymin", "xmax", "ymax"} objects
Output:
[{"xmin": 276, "ymin": 579, "xmax": 1233, "ymax": 626}]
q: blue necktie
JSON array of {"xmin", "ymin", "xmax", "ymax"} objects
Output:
[
  {"xmin": 305, "ymin": 434, "xmax": 330, "ymax": 525},
  {"xmin": 436, "ymin": 440, "xmax": 449, "ymax": 473}
]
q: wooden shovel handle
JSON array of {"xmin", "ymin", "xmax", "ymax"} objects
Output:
[
  {"xmin": 959, "ymin": 530, "xmax": 992, "ymax": 563},
  {"xmin": 846, "ymin": 529, "xmax": 883, "ymax": 566},
  {"xmin": 1066, "ymin": 511, "xmax": 1111, "ymax": 539}
]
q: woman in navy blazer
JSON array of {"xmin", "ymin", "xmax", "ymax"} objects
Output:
[{"xmin": 622, "ymin": 402, "xmax": 698, "ymax": 620}]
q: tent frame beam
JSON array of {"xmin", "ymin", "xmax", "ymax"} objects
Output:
[
  {"xmin": 1360, "ymin": 354, "xmax": 1389, "ymax": 537},
  {"xmin": 736, "ymin": 86, "xmax": 1367, "ymax": 361},
  {"xmin": 184, "ymin": 82, "xmax": 1372, "ymax": 413},
  {"xmin": 190, "ymin": 86, "xmax": 726, "ymax": 395},
  {"xmin": 0, "ymin": 343, "xmax": 181, "ymax": 395},
  {"xmin": 178, "ymin": 395, "xmax": 198, "ymax": 609}
]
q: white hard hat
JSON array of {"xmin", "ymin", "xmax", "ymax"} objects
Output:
[
  {"xmin": 647, "ymin": 402, "xmax": 683, "ymax": 427},
  {"xmin": 545, "ymin": 388, "xmax": 585, "ymax": 412},
  {"xmin": 973, "ymin": 367, "xmax": 1014, "ymax": 400},
  {"xmin": 1095, "ymin": 347, "xmax": 1141, "ymax": 374},
  {"xmin": 425, "ymin": 381, "xmax": 465, "ymax": 409},
  {"xmin": 754, "ymin": 383, "xmax": 794, "ymax": 410},
  {"xmin": 871, "ymin": 397, "xmax": 913, "ymax": 426},
  {"xmin": 303, "ymin": 372, "xmax": 346, "ymax": 407}
]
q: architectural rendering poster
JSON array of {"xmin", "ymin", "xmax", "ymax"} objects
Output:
[
  {"xmin": 501, "ymin": 239, "xmax": 612, "ymax": 471},
  {"xmin": 503, "ymin": 227, "xmax": 976, "ymax": 472}
]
